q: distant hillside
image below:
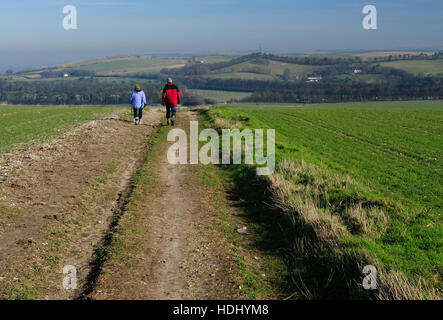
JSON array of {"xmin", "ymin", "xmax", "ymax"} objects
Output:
[
  {"xmin": 14, "ymin": 55, "xmax": 235, "ymax": 79},
  {"xmin": 353, "ymin": 51, "xmax": 436, "ymax": 61},
  {"xmin": 12, "ymin": 52, "xmax": 443, "ymax": 82}
]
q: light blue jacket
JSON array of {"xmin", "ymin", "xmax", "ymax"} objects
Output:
[{"xmin": 129, "ymin": 90, "xmax": 147, "ymax": 109}]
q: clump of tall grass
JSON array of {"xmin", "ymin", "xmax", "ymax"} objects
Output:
[
  {"xmin": 269, "ymin": 160, "xmax": 390, "ymax": 241},
  {"xmin": 204, "ymin": 108, "xmax": 248, "ymax": 131}
]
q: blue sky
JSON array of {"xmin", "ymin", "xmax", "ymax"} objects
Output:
[{"xmin": 0, "ymin": 0, "xmax": 442, "ymax": 71}]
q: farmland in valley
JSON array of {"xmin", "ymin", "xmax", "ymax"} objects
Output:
[{"xmin": 13, "ymin": 55, "xmax": 236, "ymax": 79}]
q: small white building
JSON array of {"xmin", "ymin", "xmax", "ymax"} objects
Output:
[{"xmin": 307, "ymin": 76, "xmax": 322, "ymax": 83}]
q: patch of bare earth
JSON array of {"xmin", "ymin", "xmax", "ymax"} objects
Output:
[
  {"xmin": 0, "ymin": 109, "xmax": 163, "ymax": 299},
  {"xmin": 90, "ymin": 112, "xmax": 238, "ymax": 300}
]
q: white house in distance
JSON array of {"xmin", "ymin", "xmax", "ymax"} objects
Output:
[
  {"xmin": 63, "ymin": 73, "xmax": 69, "ymax": 78},
  {"xmin": 307, "ymin": 76, "xmax": 322, "ymax": 83}
]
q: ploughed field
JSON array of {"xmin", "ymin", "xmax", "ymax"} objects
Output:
[{"xmin": 208, "ymin": 100, "xmax": 442, "ymax": 298}]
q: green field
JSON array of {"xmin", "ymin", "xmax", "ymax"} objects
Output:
[
  {"xmin": 206, "ymin": 71, "xmax": 276, "ymax": 80},
  {"xmin": 206, "ymin": 101, "xmax": 443, "ymax": 298},
  {"xmin": 17, "ymin": 55, "xmax": 237, "ymax": 78},
  {"xmin": 0, "ymin": 106, "xmax": 120, "ymax": 155},
  {"xmin": 75, "ymin": 57, "xmax": 188, "ymax": 75},
  {"xmin": 187, "ymin": 89, "xmax": 251, "ymax": 102},
  {"xmin": 14, "ymin": 54, "xmax": 328, "ymax": 81},
  {"xmin": 380, "ymin": 60, "xmax": 443, "ymax": 75},
  {"xmin": 207, "ymin": 59, "xmax": 324, "ymax": 80}
]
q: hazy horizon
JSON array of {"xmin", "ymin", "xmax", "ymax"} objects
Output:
[{"xmin": 1, "ymin": 0, "xmax": 442, "ymax": 73}]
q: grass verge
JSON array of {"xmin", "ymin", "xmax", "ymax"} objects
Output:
[{"xmin": 196, "ymin": 110, "xmax": 297, "ymax": 300}]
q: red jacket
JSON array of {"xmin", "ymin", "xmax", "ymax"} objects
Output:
[{"xmin": 162, "ymin": 83, "xmax": 181, "ymax": 107}]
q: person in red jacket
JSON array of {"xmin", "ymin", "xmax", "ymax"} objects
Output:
[{"xmin": 162, "ymin": 78, "xmax": 181, "ymax": 126}]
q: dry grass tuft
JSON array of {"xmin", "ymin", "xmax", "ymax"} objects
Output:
[
  {"xmin": 346, "ymin": 204, "xmax": 389, "ymax": 236},
  {"xmin": 268, "ymin": 160, "xmax": 350, "ymax": 249},
  {"xmin": 267, "ymin": 159, "xmax": 438, "ymax": 300},
  {"xmin": 377, "ymin": 270, "xmax": 442, "ymax": 300},
  {"xmin": 213, "ymin": 117, "xmax": 243, "ymax": 131}
]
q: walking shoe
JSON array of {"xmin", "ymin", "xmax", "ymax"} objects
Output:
[
  {"xmin": 171, "ymin": 116, "xmax": 175, "ymax": 126},
  {"xmin": 139, "ymin": 119, "xmax": 143, "ymax": 125},
  {"xmin": 135, "ymin": 117, "xmax": 139, "ymax": 125},
  {"xmin": 167, "ymin": 119, "xmax": 170, "ymax": 126}
]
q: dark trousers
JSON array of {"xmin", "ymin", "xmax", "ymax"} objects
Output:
[
  {"xmin": 166, "ymin": 106, "xmax": 177, "ymax": 119},
  {"xmin": 133, "ymin": 108, "xmax": 143, "ymax": 119}
]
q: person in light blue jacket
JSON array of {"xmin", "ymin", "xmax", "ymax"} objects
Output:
[{"xmin": 129, "ymin": 84, "xmax": 147, "ymax": 125}]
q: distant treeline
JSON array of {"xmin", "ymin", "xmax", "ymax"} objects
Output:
[
  {"xmin": 0, "ymin": 79, "xmax": 161, "ymax": 105},
  {"xmin": 2, "ymin": 74, "xmax": 440, "ymax": 106},
  {"xmin": 263, "ymin": 53, "xmax": 362, "ymax": 65},
  {"xmin": 176, "ymin": 74, "xmax": 443, "ymax": 103},
  {"xmin": 0, "ymin": 79, "xmax": 214, "ymax": 106},
  {"xmin": 243, "ymin": 76, "xmax": 443, "ymax": 103},
  {"xmin": 368, "ymin": 52, "xmax": 443, "ymax": 63}
]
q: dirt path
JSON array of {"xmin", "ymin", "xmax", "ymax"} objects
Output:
[
  {"xmin": 0, "ymin": 109, "xmax": 238, "ymax": 300},
  {"xmin": 0, "ymin": 109, "xmax": 163, "ymax": 299},
  {"xmin": 131, "ymin": 150, "xmax": 205, "ymax": 299},
  {"xmin": 90, "ymin": 111, "xmax": 236, "ymax": 300},
  {"xmin": 0, "ymin": 108, "xmax": 279, "ymax": 300}
]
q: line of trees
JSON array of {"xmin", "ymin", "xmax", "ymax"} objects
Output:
[
  {"xmin": 263, "ymin": 53, "xmax": 362, "ymax": 66},
  {"xmin": 0, "ymin": 79, "xmax": 163, "ymax": 105},
  {"xmin": 0, "ymin": 78, "xmax": 213, "ymax": 106},
  {"xmin": 243, "ymin": 76, "xmax": 443, "ymax": 103},
  {"xmin": 368, "ymin": 52, "xmax": 443, "ymax": 63},
  {"xmin": 1, "ymin": 75, "xmax": 442, "ymax": 105}
]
